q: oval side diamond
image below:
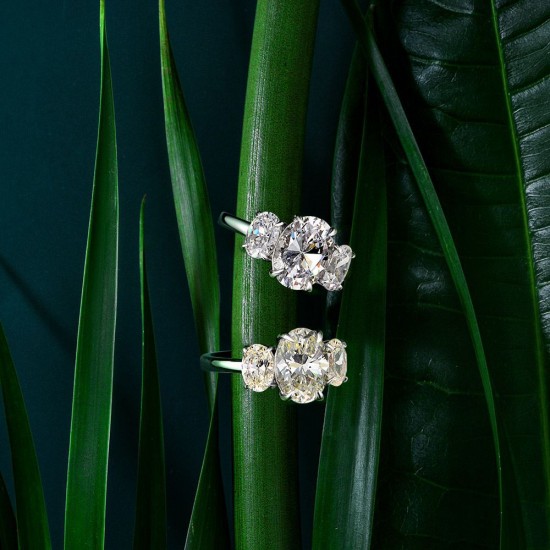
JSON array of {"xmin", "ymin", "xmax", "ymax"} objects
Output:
[
  {"xmin": 244, "ymin": 212, "xmax": 282, "ymax": 260},
  {"xmin": 242, "ymin": 344, "xmax": 275, "ymax": 392},
  {"xmin": 325, "ymin": 338, "xmax": 347, "ymax": 387},
  {"xmin": 319, "ymin": 245, "xmax": 354, "ymax": 291}
]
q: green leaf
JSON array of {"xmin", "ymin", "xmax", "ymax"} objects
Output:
[
  {"xmin": 64, "ymin": 1, "xmax": 118, "ymax": 547},
  {"xmin": 159, "ymin": 0, "xmax": 220, "ymax": 399},
  {"xmin": 339, "ymin": 11, "xmax": 503, "ymax": 532},
  {"xmin": 0, "ymin": 472, "xmax": 16, "ymax": 550},
  {"xmin": 326, "ymin": 46, "xmax": 367, "ymax": 335},
  {"xmin": 159, "ymin": 2, "xmax": 229, "ymax": 548},
  {"xmin": 490, "ymin": 2, "xmax": 550, "ymax": 544},
  {"xmin": 338, "ymin": 0, "xmax": 550, "ymax": 546},
  {"xmin": 184, "ymin": 380, "xmax": 228, "ymax": 550},
  {"xmin": 0, "ymin": 326, "xmax": 51, "ymax": 549},
  {"xmin": 314, "ymin": 82, "xmax": 387, "ymax": 547},
  {"xmin": 231, "ymin": 0, "xmax": 319, "ymax": 548},
  {"xmin": 133, "ymin": 200, "xmax": 167, "ymax": 549}
]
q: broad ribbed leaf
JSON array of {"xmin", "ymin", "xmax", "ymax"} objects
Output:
[
  {"xmin": 64, "ymin": 1, "xmax": 118, "ymax": 547},
  {"xmin": 134, "ymin": 200, "xmax": 167, "ymax": 549},
  {"xmin": 314, "ymin": 83, "xmax": 387, "ymax": 547},
  {"xmin": 0, "ymin": 473, "xmax": 16, "ymax": 550},
  {"xmin": 0, "ymin": 326, "xmax": 50, "ymax": 549},
  {"xmin": 231, "ymin": 0, "xmax": 319, "ymax": 548},
  {"xmin": 342, "ymin": 0, "xmax": 550, "ymax": 546},
  {"xmin": 490, "ymin": 2, "xmax": 550, "ymax": 543},
  {"xmin": 159, "ymin": 2, "xmax": 229, "ymax": 547}
]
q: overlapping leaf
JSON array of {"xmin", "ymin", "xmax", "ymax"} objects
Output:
[
  {"xmin": 314, "ymin": 78, "xmax": 387, "ymax": 547},
  {"xmin": 331, "ymin": 0, "xmax": 550, "ymax": 546}
]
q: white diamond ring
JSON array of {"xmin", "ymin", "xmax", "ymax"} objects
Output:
[
  {"xmin": 200, "ymin": 328, "xmax": 348, "ymax": 404},
  {"xmin": 219, "ymin": 212, "xmax": 354, "ymax": 291}
]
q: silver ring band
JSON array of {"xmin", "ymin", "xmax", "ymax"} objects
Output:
[
  {"xmin": 201, "ymin": 350, "xmax": 242, "ymax": 373},
  {"xmin": 218, "ymin": 212, "xmax": 250, "ymax": 236}
]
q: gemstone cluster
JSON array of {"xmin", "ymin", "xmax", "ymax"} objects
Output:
[
  {"xmin": 243, "ymin": 212, "xmax": 353, "ymax": 291},
  {"xmin": 241, "ymin": 328, "xmax": 348, "ymax": 404}
]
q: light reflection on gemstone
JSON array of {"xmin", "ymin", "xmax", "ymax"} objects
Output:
[
  {"xmin": 274, "ymin": 328, "xmax": 329, "ymax": 404},
  {"xmin": 241, "ymin": 344, "xmax": 275, "ymax": 392},
  {"xmin": 271, "ymin": 216, "xmax": 334, "ymax": 291},
  {"xmin": 244, "ymin": 212, "xmax": 283, "ymax": 260},
  {"xmin": 319, "ymin": 245, "xmax": 354, "ymax": 291}
]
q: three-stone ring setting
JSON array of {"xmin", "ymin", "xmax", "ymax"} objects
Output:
[
  {"xmin": 201, "ymin": 328, "xmax": 348, "ymax": 404},
  {"xmin": 219, "ymin": 211, "xmax": 354, "ymax": 291}
]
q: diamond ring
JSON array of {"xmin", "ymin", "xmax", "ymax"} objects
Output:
[
  {"xmin": 219, "ymin": 211, "xmax": 354, "ymax": 291},
  {"xmin": 200, "ymin": 328, "xmax": 348, "ymax": 404}
]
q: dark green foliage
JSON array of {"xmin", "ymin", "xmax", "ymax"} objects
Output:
[
  {"xmin": 0, "ymin": 326, "xmax": 51, "ymax": 549},
  {"xmin": 134, "ymin": 201, "xmax": 167, "ymax": 549},
  {"xmin": 314, "ymin": 81, "xmax": 387, "ymax": 547}
]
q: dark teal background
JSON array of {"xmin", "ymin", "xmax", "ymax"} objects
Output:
[{"xmin": 0, "ymin": 1, "xmax": 352, "ymax": 547}]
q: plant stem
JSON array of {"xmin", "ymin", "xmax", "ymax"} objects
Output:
[{"xmin": 231, "ymin": 0, "xmax": 319, "ymax": 548}]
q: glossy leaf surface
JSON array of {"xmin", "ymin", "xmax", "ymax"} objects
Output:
[
  {"xmin": 314, "ymin": 84, "xmax": 387, "ymax": 547},
  {"xmin": 355, "ymin": 0, "xmax": 550, "ymax": 546},
  {"xmin": 0, "ymin": 325, "xmax": 51, "ymax": 549},
  {"xmin": 134, "ymin": 201, "xmax": 167, "ymax": 549},
  {"xmin": 64, "ymin": 1, "xmax": 118, "ymax": 546},
  {"xmin": 231, "ymin": 0, "xmax": 319, "ymax": 548},
  {"xmin": 159, "ymin": 2, "xmax": 229, "ymax": 547}
]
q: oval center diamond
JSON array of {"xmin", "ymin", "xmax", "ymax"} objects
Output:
[
  {"xmin": 274, "ymin": 328, "xmax": 329, "ymax": 404},
  {"xmin": 271, "ymin": 216, "xmax": 333, "ymax": 291}
]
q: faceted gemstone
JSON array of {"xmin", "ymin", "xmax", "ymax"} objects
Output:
[
  {"xmin": 319, "ymin": 245, "xmax": 354, "ymax": 291},
  {"xmin": 244, "ymin": 212, "xmax": 282, "ymax": 260},
  {"xmin": 271, "ymin": 216, "xmax": 334, "ymax": 291},
  {"xmin": 274, "ymin": 328, "xmax": 329, "ymax": 404},
  {"xmin": 241, "ymin": 344, "xmax": 275, "ymax": 392},
  {"xmin": 325, "ymin": 339, "xmax": 347, "ymax": 386}
]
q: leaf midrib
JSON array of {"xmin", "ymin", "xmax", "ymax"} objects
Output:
[{"xmin": 489, "ymin": 0, "xmax": 550, "ymax": 514}]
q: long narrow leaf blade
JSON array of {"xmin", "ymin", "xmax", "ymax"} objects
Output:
[
  {"xmin": 184, "ymin": 381, "xmax": 227, "ymax": 550},
  {"xmin": 0, "ymin": 472, "xmax": 16, "ymax": 550},
  {"xmin": 314, "ymin": 83, "xmax": 387, "ymax": 548},
  {"xmin": 158, "ymin": 2, "xmax": 229, "ymax": 547},
  {"xmin": 159, "ymin": 0, "xmax": 220, "ymax": 365},
  {"xmin": 64, "ymin": 1, "xmax": 118, "ymax": 546},
  {"xmin": 133, "ymin": 200, "xmax": 167, "ymax": 549},
  {"xmin": 326, "ymin": 47, "xmax": 367, "ymax": 335},
  {"xmin": 0, "ymin": 326, "xmax": 51, "ymax": 549},
  {"xmin": 231, "ymin": 0, "xmax": 320, "ymax": 548},
  {"xmin": 341, "ymin": 0, "xmax": 504, "ymax": 537}
]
